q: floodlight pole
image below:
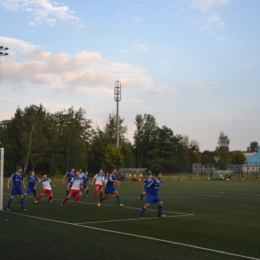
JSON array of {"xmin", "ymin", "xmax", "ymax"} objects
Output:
[{"xmin": 114, "ymin": 81, "xmax": 121, "ymax": 147}]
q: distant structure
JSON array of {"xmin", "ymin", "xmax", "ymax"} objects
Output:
[
  {"xmin": 114, "ymin": 80, "xmax": 121, "ymax": 148},
  {"xmin": 246, "ymin": 146, "xmax": 260, "ymax": 164}
]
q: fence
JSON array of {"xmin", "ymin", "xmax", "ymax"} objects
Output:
[{"xmin": 3, "ymin": 153, "xmax": 260, "ymax": 180}]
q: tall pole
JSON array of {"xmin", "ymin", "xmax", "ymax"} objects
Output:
[{"xmin": 114, "ymin": 80, "xmax": 121, "ymax": 147}]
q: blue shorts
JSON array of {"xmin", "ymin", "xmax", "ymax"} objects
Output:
[
  {"xmin": 105, "ymin": 185, "xmax": 117, "ymax": 195},
  {"xmin": 25, "ymin": 187, "xmax": 36, "ymax": 194},
  {"xmin": 146, "ymin": 194, "xmax": 161, "ymax": 204},
  {"xmin": 11, "ymin": 187, "xmax": 23, "ymax": 196},
  {"xmin": 67, "ymin": 182, "xmax": 72, "ymax": 188},
  {"xmin": 83, "ymin": 183, "xmax": 88, "ymax": 188},
  {"xmin": 142, "ymin": 186, "xmax": 147, "ymax": 193}
]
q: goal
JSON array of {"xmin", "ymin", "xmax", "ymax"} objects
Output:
[{"xmin": 0, "ymin": 148, "xmax": 4, "ymax": 210}]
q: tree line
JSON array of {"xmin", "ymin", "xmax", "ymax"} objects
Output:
[{"xmin": 0, "ymin": 104, "xmax": 258, "ymax": 175}]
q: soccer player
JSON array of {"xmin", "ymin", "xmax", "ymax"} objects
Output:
[
  {"xmin": 61, "ymin": 171, "xmax": 83, "ymax": 206},
  {"xmin": 82, "ymin": 171, "xmax": 91, "ymax": 196},
  {"xmin": 104, "ymin": 172, "xmax": 114, "ymax": 196},
  {"xmin": 98, "ymin": 168, "xmax": 124, "ymax": 207},
  {"xmin": 7, "ymin": 166, "xmax": 26, "ymax": 211},
  {"xmin": 24, "ymin": 170, "xmax": 38, "ymax": 199},
  {"xmin": 139, "ymin": 172, "xmax": 166, "ymax": 219},
  {"xmin": 35, "ymin": 175, "xmax": 55, "ymax": 203},
  {"xmin": 62, "ymin": 168, "xmax": 76, "ymax": 196},
  {"xmin": 92, "ymin": 169, "xmax": 105, "ymax": 199},
  {"xmin": 140, "ymin": 171, "xmax": 153, "ymax": 203}
]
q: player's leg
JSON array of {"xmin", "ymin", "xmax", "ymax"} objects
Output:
[
  {"xmin": 98, "ymin": 192, "xmax": 109, "ymax": 206},
  {"xmin": 35, "ymin": 192, "xmax": 45, "ymax": 203},
  {"xmin": 19, "ymin": 194, "xmax": 26, "ymax": 211},
  {"xmin": 32, "ymin": 189, "xmax": 37, "ymax": 198},
  {"xmin": 94, "ymin": 185, "xmax": 98, "ymax": 198},
  {"xmin": 86, "ymin": 187, "xmax": 89, "ymax": 196},
  {"xmin": 7, "ymin": 195, "xmax": 15, "ymax": 211},
  {"xmin": 48, "ymin": 191, "xmax": 53, "ymax": 203},
  {"xmin": 140, "ymin": 202, "xmax": 151, "ymax": 219},
  {"xmin": 73, "ymin": 192, "xmax": 82, "ymax": 205},
  {"xmin": 62, "ymin": 193, "xmax": 72, "ymax": 206},
  {"xmin": 140, "ymin": 191, "xmax": 146, "ymax": 203},
  {"xmin": 99, "ymin": 187, "xmax": 103, "ymax": 199},
  {"xmin": 157, "ymin": 200, "xmax": 166, "ymax": 218},
  {"xmin": 113, "ymin": 190, "xmax": 124, "ymax": 207}
]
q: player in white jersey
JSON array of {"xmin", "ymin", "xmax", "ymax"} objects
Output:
[
  {"xmin": 92, "ymin": 169, "xmax": 105, "ymax": 199},
  {"xmin": 61, "ymin": 171, "xmax": 83, "ymax": 206},
  {"xmin": 79, "ymin": 169, "xmax": 84, "ymax": 179},
  {"xmin": 35, "ymin": 175, "xmax": 55, "ymax": 203}
]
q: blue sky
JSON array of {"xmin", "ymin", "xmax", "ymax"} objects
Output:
[{"xmin": 0, "ymin": 0, "xmax": 260, "ymax": 151}]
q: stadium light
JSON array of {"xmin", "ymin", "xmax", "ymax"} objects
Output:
[{"xmin": 114, "ymin": 80, "xmax": 121, "ymax": 147}]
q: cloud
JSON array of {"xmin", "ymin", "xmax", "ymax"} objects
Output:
[
  {"xmin": 0, "ymin": 0, "xmax": 84, "ymax": 27},
  {"xmin": 193, "ymin": 81, "xmax": 218, "ymax": 95},
  {"xmin": 0, "ymin": 97, "xmax": 16, "ymax": 102},
  {"xmin": 148, "ymin": 85, "xmax": 183, "ymax": 99},
  {"xmin": 182, "ymin": 0, "xmax": 228, "ymax": 41},
  {"xmin": 0, "ymin": 36, "xmax": 36, "ymax": 52}
]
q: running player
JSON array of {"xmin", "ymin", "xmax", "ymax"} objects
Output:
[
  {"xmin": 61, "ymin": 171, "xmax": 83, "ymax": 206},
  {"xmin": 6, "ymin": 166, "xmax": 26, "ymax": 211},
  {"xmin": 104, "ymin": 172, "xmax": 115, "ymax": 196},
  {"xmin": 62, "ymin": 168, "xmax": 76, "ymax": 196},
  {"xmin": 35, "ymin": 175, "xmax": 55, "ymax": 203},
  {"xmin": 24, "ymin": 170, "xmax": 38, "ymax": 199},
  {"xmin": 98, "ymin": 168, "xmax": 124, "ymax": 207},
  {"xmin": 140, "ymin": 171, "xmax": 153, "ymax": 203},
  {"xmin": 82, "ymin": 171, "xmax": 91, "ymax": 196},
  {"xmin": 92, "ymin": 169, "xmax": 105, "ymax": 199},
  {"xmin": 139, "ymin": 172, "xmax": 166, "ymax": 219}
]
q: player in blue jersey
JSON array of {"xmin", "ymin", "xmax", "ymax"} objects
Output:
[
  {"xmin": 62, "ymin": 168, "xmax": 76, "ymax": 196},
  {"xmin": 140, "ymin": 171, "xmax": 153, "ymax": 203},
  {"xmin": 23, "ymin": 170, "xmax": 38, "ymax": 198},
  {"xmin": 98, "ymin": 168, "xmax": 124, "ymax": 207},
  {"xmin": 61, "ymin": 171, "xmax": 83, "ymax": 206},
  {"xmin": 6, "ymin": 166, "xmax": 26, "ymax": 211},
  {"xmin": 139, "ymin": 172, "xmax": 166, "ymax": 219},
  {"xmin": 82, "ymin": 171, "xmax": 91, "ymax": 196}
]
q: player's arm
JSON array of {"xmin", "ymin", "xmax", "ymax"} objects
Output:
[
  {"xmin": 146, "ymin": 180, "xmax": 154, "ymax": 192},
  {"xmin": 34, "ymin": 178, "xmax": 38, "ymax": 189},
  {"xmin": 142, "ymin": 179, "xmax": 146, "ymax": 190},
  {"xmin": 7, "ymin": 177, "xmax": 11, "ymax": 189},
  {"xmin": 109, "ymin": 178, "xmax": 120, "ymax": 184},
  {"xmin": 91, "ymin": 175, "xmax": 96, "ymax": 185},
  {"xmin": 23, "ymin": 177, "xmax": 28, "ymax": 181},
  {"xmin": 22, "ymin": 179, "xmax": 26, "ymax": 189},
  {"xmin": 51, "ymin": 180, "xmax": 56, "ymax": 187},
  {"xmin": 62, "ymin": 174, "xmax": 67, "ymax": 184}
]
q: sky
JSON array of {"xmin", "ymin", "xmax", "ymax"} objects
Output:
[{"xmin": 0, "ymin": 0, "xmax": 260, "ymax": 151}]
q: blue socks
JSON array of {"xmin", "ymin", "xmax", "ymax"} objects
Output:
[
  {"xmin": 80, "ymin": 188, "xmax": 83, "ymax": 193},
  {"xmin": 158, "ymin": 206, "xmax": 162, "ymax": 216},
  {"xmin": 66, "ymin": 191, "xmax": 69, "ymax": 196},
  {"xmin": 20, "ymin": 199, "xmax": 24, "ymax": 208},
  {"xmin": 140, "ymin": 195, "xmax": 143, "ymax": 201},
  {"xmin": 87, "ymin": 190, "xmax": 89, "ymax": 195},
  {"xmin": 99, "ymin": 197, "xmax": 104, "ymax": 203},
  {"xmin": 23, "ymin": 195, "xmax": 26, "ymax": 198},
  {"xmin": 116, "ymin": 196, "xmax": 121, "ymax": 204},
  {"xmin": 7, "ymin": 199, "xmax": 12, "ymax": 208},
  {"xmin": 140, "ymin": 207, "xmax": 146, "ymax": 217}
]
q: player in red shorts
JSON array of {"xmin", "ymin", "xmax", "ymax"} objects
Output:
[
  {"xmin": 92, "ymin": 169, "xmax": 105, "ymax": 199},
  {"xmin": 61, "ymin": 171, "xmax": 83, "ymax": 206},
  {"xmin": 35, "ymin": 175, "xmax": 55, "ymax": 203}
]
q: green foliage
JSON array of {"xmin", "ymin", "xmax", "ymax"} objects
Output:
[
  {"xmin": 230, "ymin": 151, "xmax": 246, "ymax": 164},
  {"xmin": 215, "ymin": 131, "xmax": 230, "ymax": 169},
  {"xmin": 247, "ymin": 141, "xmax": 259, "ymax": 153}
]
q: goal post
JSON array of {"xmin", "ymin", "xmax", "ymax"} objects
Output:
[{"xmin": 0, "ymin": 148, "xmax": 4, "ymax": 211}]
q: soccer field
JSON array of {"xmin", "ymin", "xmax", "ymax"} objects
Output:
[{"xmin": 1, "ymin": 179, "xmax": 260, "ymax": 260}]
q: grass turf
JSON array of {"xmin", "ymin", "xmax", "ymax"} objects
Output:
[{"xmin": 1, "ymin": 179, "xmax": 260, "ymax": 260}]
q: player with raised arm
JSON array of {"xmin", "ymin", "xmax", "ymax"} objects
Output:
[
  {"xmin": 82, "ymin": 171, "xmax": 91, "ymax": 196},
  {"xmin": 140, "ymin": 171, "xmax": 153, "ymax": 203},
  {"xmin": 139, "ymin": 172, "xmax": 166, "ymax": 219},
  {"xmin": 7, "ymin": 166, "xmax": 26, "ymax": 211},
  {"xmin": 35, "ymin": 175, "xmax": 55, "ymax": 203},
  {"xmin": 92, "ymin": 169, "xmax": 105, "ymax": 199},
  {"xmin": 61, "ymin": 171, "xmax": 83, "ymax": 206},
  {"xmin": 23, "ymin": 170, "xmax": 38, "ymax": 199},
  {"xmin": 98, "ymin": 168, "xmax": 124, "ymax": 207},
  {"xmin": 62, "ymin": 168, "xmax": 76, "ymax": 196}
]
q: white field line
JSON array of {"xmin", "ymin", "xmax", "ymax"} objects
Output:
[
  {"xmin": 3, "ymin": 193, "xmax": 192, "ymax": 215},
  {"xmin": 76, "ymin": 214, "xmax": 194, "ymax": 224},
  {"xmin": 1, "ymin": 211, "xmax": 259, "ymax": 260}
]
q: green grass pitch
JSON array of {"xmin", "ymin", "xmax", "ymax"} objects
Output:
[{"xmin": 1, "ymin": 179, "xmax": 260, "ymax": 260}]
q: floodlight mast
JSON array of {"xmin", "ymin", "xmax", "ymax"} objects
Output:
[{"xmin": 114, "ymin": 80, "xmax": 121, "ymax": 148}]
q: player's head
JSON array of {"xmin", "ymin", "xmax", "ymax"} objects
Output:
[
  {"xmin": 30, "ymin": 170, "xmax": 35, "ymax": 177},
  {"xmin": 148, "ymin": 171, "xmax": 153, "ymax": 178},
  {"xmin": 71, "ymin": 168, "xmax": 75, "ymax": 173},
  {"xmin": 16, "ymin": 166, "xmax": 22, "ymax": 173},
  {"xmin": 112, "ymin": 168, "xmax": 117, "ymax": 174},
  {"xmin": 79, "ymin": 169, "xmax": 82, "ymax": 172},
  {"xmin": 106, "ymin": 172, "xmax": 109, "ymax": 177},
  {"xmin": 99, "ymin": 169, "xmax": 103, "ymax": 175},
  {"xmin": 156, "ymin": 172, "xmax": 162, "ymax": 179},
  {"xmin": 43, "ymin": 174, "xmax": 47, "ymax": 180},
  {"xmin": 75, "ymin": 171, "xmax": 80, "ymax": 177},
  {"xmin": 85, "ymin": 171, "xmax": 88, "ymax": 176}
]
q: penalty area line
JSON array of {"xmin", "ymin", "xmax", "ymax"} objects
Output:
[
  {"xmin": 1, "ymin": 211, "xmax": 259, "ymax": 260},
  {"xmin": 76, "ymin": 214, "xmax": 194, "ymax": 224}
]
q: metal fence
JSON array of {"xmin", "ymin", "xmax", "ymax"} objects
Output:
[{"xmin": 3, "ymin": 153, "xmax": 260, "ymax": 180}]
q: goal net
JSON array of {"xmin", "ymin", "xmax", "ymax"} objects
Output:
[{"xmin": 0, "ymin": 148, "xmax": 4, "ymax": 210}]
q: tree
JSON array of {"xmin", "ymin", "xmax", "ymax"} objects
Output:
[
  {"xmin": 201, "ymin": 150, "xmax": 216, "ymax": 164},
  {"xmin": 246, "ymin": 141, "xmax": 259, "ymax": 153},
  {"xmin": 215, "ymin": 131, "xmax": 230, "ymax": 169},
  {"xmin": 230, "ymin": 151, "xmax": 246, "ymax": 164}
]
